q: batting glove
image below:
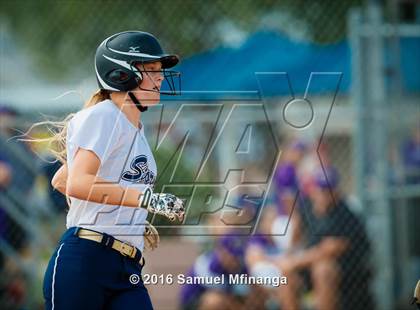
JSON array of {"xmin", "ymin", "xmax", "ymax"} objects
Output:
[{"xmin": 139, "ymin": 187, "xmax": 185, "ymax": 221}]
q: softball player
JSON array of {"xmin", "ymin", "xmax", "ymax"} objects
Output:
[{"xmin": 42, "ymin": 31, "xmax": 184, "ymax": 310}]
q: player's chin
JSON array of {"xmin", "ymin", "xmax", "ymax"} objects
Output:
[{"xmin": 146, "ymin": 95, "xmax": 160, "ymax": 106}]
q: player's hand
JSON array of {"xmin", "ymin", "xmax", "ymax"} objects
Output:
[
  {"xmin": 143, "ymin": 220, "xmax": 160, "ymax": 250},
  {"xmin": 139, "ymin": 187, "xmax": 185, "ymax": 221},
  {"xmin": 149, "ymin": 193, "xmax": 185, "ymax": 221}
]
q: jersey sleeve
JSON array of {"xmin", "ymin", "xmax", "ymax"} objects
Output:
[{"xmin": 67, "ymin": 108, "xmax": 120, "ymax": 164}]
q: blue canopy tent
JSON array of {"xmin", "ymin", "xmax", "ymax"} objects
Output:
[{"xmin": 165, "ymin": 31, "xmax": 420, "ymax": 100}]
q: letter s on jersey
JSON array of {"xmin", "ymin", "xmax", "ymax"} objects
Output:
[{"xmin": 121, "ymin": 155, "xmax": 156, "ymax": 185}]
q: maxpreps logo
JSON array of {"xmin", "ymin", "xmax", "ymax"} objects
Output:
[{"xmin": 121, "ymin": 155, "xmax": 156, "ymax": 185}]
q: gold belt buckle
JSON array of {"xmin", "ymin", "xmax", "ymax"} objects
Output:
[{"xmin": 120, "ymin": 242, "xmax": 136, "ymax": 259}]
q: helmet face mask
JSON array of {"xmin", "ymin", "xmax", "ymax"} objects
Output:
[
  {"xmin": 161, "ymin": 69, "xmax": 181, "ymax": 96},
  {"xmin": 95, "ymin": 31, "xmax": 181, "ymax": 95},
  {"xmin": 130, "ymin": 64, "xmax": 181, "ymax": 96}
]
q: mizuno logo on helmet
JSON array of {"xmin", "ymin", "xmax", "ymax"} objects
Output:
[{"xmin": 129, "ymin": 46, "xmax": 140, "ymax": 52}]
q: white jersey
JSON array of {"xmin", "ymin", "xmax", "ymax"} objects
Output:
[{"xmin": 65, "ymin": 99, "xmax": 157, "ymax": 250}]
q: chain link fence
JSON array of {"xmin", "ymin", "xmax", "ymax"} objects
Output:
[{"xmin": 1, "ymin": 0, "xmax": 361, "ymax": 83}]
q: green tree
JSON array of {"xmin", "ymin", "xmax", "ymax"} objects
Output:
[{"xmin": 1, "ymin": 0, "xmax": 363, "ymax": 80}]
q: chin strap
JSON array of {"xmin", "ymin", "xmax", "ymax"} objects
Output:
[{"xmin": 128, "ymin": 91, "xmax": 148, "ymax": 112}]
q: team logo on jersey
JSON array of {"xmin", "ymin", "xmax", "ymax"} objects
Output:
[{"xmin": 122, "ymin": 155, "xmax": 155, "ymax": 184}]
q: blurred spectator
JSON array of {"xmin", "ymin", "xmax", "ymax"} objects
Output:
[
  {"xmin": 401, "ymin": 124, "xmax": 420, "ymax": 257},
  {"xmin": 42, "ymin": 159, "xmax": 68, "ymax": 213},
  {"xmin": 0, "ymin": 106, "xmax": 30, "ymax": 310},
  {"xmin": 0, "ymin": 158, "xmax": 12, "ymax": 189},
  {"xmin": 272, "ymin": 140, "xmax": 306, "ymax": 251},
  {"xmin": 241, "ymin": 141, "xmax": 308, "ymax": 309},
  {"xmin": 0, "ymin": 106, "xmax": 29, "ymax": 252},
  {"xmin": 273, "ymin": 139, "xmax": 308, "ymax": 250},
  {"xmin": 299, "ymin": 140, "xmax": 332, "ymax": 196},
  {"xmin": 0, "ymin": 153, "xmax": 13, "ymax": 253},
  {"xmin": 180, "ymin": 190, "xmax": 266, "ymax": 310},
  {"xmin": 0, "ymin": 154, "xmax": 12, "ymax": 273},
  {"xmin": 276, "ymin": 166, "xmax": 373, "ymax": 310},
  {"xmin": 0, "ymin": 150, "xmax": 27, "ymax": 253},
  {"xmin": 274, "ymin": 140, "xmax": 306, "ymax": 210},
  {"xmin": 402, "ymin": 125, "xmax": 420, "ymax": 184},
  {"xmin": 245, "ymin": 205, "xmax": 289, "ymax": 309},
  {"xmin": 179, "ymin": 235, "xmax": 249, "ymax": 310},
  {"xmin": 0, "ymin": 106, "xmax": 18, "ymax": 137},
  {"xmin": 0, "ymin": 105, "xmax": 38, "ymax": 195},
  {"xmin": 0, "ymin": 259, "xmax": 27, "ymax": 309}
]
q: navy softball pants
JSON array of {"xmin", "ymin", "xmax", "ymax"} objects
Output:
[{"xmin": 43, "ymin": 227, "xmax": 153, "ymax": 310}]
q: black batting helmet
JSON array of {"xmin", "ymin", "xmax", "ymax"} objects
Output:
[{"xmin": 95, "ymin": 31, "xmax": 179, "ymax": 92}]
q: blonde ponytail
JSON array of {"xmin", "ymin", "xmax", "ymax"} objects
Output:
[
  {"xmin": 84, "ymin": 89, "xmax": 110, "ymax": 109},
  {"xmin": 20, "ymin": 89, "xmax": 111, "ymax": 164}
]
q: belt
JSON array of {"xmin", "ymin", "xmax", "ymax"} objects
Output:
[{"xmin": 76, "ymin": 228, "xmax": 144, "ymax": 267}]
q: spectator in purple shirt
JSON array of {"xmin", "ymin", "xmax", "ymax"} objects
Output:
[
  {"xmin": 179, "ymin": 235, "xmax": 248, "ymax": 310},
  {"xmin": 0, "ymin": 153, "xmax": 12, "ymax": 269},
  {"xmin": 402, "ymin": 125, "xmax": 420, "ymax": 184},
  {"xmin": 272, "ymin": 140, "xmax": 307, "ymax": 251},
  {"xmin": 274, "ymin": 141, "xmax": 306, "ymax": 208},
  {"xmin": 401, "ymin": 125, "xmax": 420, "ymax": 257},
  {"xmin": 276, "ymin": 166, "xmax": 373, "ymax": 310}
]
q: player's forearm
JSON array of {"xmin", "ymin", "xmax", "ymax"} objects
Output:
[{"xmin": 66, "ymin": 174, "xmax": 144, "ymax": 208}]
